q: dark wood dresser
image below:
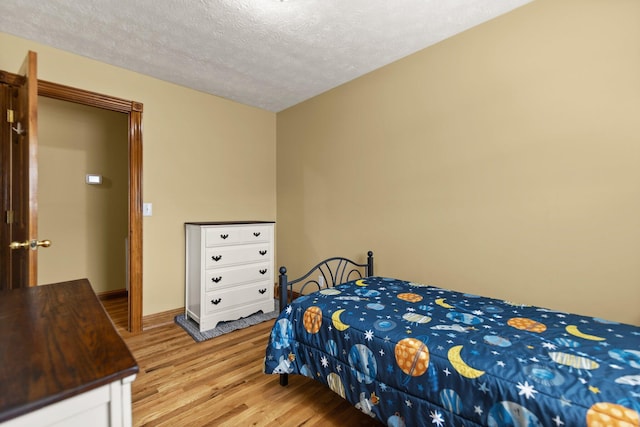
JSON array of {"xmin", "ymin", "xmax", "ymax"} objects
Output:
[{"xmin": 0, "ymin": 279, "xmax": 138, "ymax": 426}]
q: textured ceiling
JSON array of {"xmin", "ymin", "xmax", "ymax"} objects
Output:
[{"xmin": 0, "ymin": 0, "xmax": 532, "ymax": 112}]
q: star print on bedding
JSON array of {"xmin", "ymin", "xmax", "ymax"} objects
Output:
[{"xmin": 264, "ymin": 277, "xmax": 640, "ymax": 427}]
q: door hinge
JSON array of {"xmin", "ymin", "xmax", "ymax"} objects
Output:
[
  {"xmin": 6, "ymin": 210, "xmax": 14, "ymax": 224},
  {"xmin": 7, "ymin": 109, "xmax": 14, "ymax": 123}
]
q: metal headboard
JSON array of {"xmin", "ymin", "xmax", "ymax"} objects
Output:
[{"xmin": 278, "ymin": 251, "xmax": 374, "ymax": 312}]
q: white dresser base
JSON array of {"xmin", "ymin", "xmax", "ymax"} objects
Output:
[
  {"xmin": 187, "ymin": 299, "xmax": 275, "ymax": 331},
  {"xmin": 2, "ymin": 375, "xmax": 136, "ymax": 427}
]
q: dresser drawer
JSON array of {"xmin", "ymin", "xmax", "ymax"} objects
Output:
[
  {"xmin": 205, "ymin": 263, "xmax": 271, "ymax": 291},
  {"xmin": 205, "ymin": 226, "xmax": 243, "ymax": 246},
  {"xmin": 240, "ymin": 225, "xmax": 272, "ymax": 243},
  {"xmin": 205, "ymin": 224, "xmax": 272, "ymax": 247},
  {"xmin": 204, "ymin": 281, "xmax": 272, "ymax": 314},
  {"xmin": 205, "ymin": 244, "xmax": 271, "ymax": 268}
]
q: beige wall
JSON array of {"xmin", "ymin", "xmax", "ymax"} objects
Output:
[
  {"xmin": 2, "ymin": 0, "xmax": 639, "ymax": 324},
  {"xmin": 1, "ymin": 32, "xmax": 277, "ymax": 315},
  {"xmin": 38, "ymin": 97, "xmax": 128, "ymax": 294},
  {"xmin": 277, "ymin": 0, "xmax": 640, "ymax": 325}
]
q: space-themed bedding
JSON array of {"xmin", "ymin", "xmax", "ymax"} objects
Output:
[{"xmin": 264, "ymin": 276, "xmax": 640, "ymax": 427}]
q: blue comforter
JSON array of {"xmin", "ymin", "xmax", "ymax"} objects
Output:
[{"xmin": 264, "ymin": 277, "xmax": 640, "ymax": 426}]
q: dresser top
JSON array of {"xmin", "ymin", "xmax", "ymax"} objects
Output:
[
  {"xmin": 185, "ymin": 220, "xmax": 275, "ymax": 226},
  {"xmin": 0, "ymin": 279, "xmax": 139, "ymax": 422}
]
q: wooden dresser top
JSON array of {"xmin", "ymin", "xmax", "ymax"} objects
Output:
[{"xmin": 0, "ymin": 279, "xmax": 139, "ymax": 422}]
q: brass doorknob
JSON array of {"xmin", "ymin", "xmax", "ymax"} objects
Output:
[
  {"xmin": 9, "ymin": 239, "xmax": 52, "ymax": 250},
  {"xmin": 37, "ymin": 239, "xmax": 52, "ymax": 248},
  {"xmin": 9, "ymin": 241, "xmax": 28, "ymax": 250}
]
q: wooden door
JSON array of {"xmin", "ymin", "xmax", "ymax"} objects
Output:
[
  {"xmin": 0, "ymin": 81, "xmax": 11, "ymax": 288},
  {"xmin": 1, "ymin": 51, "xmax": 43, "ymax": 289}
]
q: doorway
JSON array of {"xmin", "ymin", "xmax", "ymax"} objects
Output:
[
  {"xmin": 38, "ymin": 96, "xmax": 129, "ymax": 298},
  {"xmin": 38, "ymin": 80, "xmax": 144, "ymax": 333}
]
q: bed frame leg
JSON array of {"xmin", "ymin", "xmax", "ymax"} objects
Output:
[
  {"xmin": 279, "ymin": 267, "xmax": 288, "ymax": 314},
  {"xmin": 279, "ymin": 373, "xmax": 289, "ymax": 386}
]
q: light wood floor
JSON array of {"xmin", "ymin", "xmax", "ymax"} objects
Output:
[{"xmin": 101, "ymin": 297, "xmax": 382, "ymax": 427}]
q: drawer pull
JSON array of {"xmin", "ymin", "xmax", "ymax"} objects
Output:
[
  {"xmin": 220, "ymin": 234, "xmax": 229, "ymax": 239},
  {"xmin": 253, "ymin": 232, "xmax": 261, "ymax": 237},
  {"xmin": 211, "ymin": 298, "xmax": 222, "ymax": 305},
  {"xmin": 259, "ymin": 288, "xmax": 267, "ymax": 294},
  {"xmin": 259, "ymin": 269, "xmax": 268, "ymax": 275},
  {"xmin": 259, "ymin": 250, "xmax": 267, "ymax": 256},
  {"xmin": 211, "ymin": 255, "xmax": 222, "ymax": 262},
  {"xmin": 211, "ymin": 276, "xmax": 222, "ymax": 283}
]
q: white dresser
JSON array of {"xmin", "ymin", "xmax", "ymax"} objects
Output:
[{"xmin": 185, "ymin": 221, "xmax": 275, "ymax": 332}]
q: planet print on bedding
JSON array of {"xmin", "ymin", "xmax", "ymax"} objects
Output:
[{"xmin": 264, "ymin": 276, "xmax": 640, "ymax": 426}]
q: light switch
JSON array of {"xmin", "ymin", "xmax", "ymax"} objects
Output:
[{"xmin": 143, "ymin": 203, "xmax": 153, "ymax": 216}]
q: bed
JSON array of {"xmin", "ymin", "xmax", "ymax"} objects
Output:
[{"xmin": 264, "ymin": 252, "xmax": 640, "ymax": 426}]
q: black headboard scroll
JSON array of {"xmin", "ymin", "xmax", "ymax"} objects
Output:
[{"xmin": 278, "ymin": 251, "xmax": 374, "ymax": 312}]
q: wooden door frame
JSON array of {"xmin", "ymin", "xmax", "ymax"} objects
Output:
[
  {"xmin": 39, "ymin": 80, "xmax": 143, "ymax": 333},
  {"xmin": 0, "ymin": 72, "xmax": 143, "ymax": 333}
]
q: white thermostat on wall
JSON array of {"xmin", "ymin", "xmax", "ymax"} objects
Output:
[{"xmin": 86, "ymin": 174, "xmax": 102, "ymax": 185}]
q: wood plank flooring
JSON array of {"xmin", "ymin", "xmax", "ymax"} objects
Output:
[{"xmin": 101, "ymin": 297, "xmax": 382, "ymax": 426}]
